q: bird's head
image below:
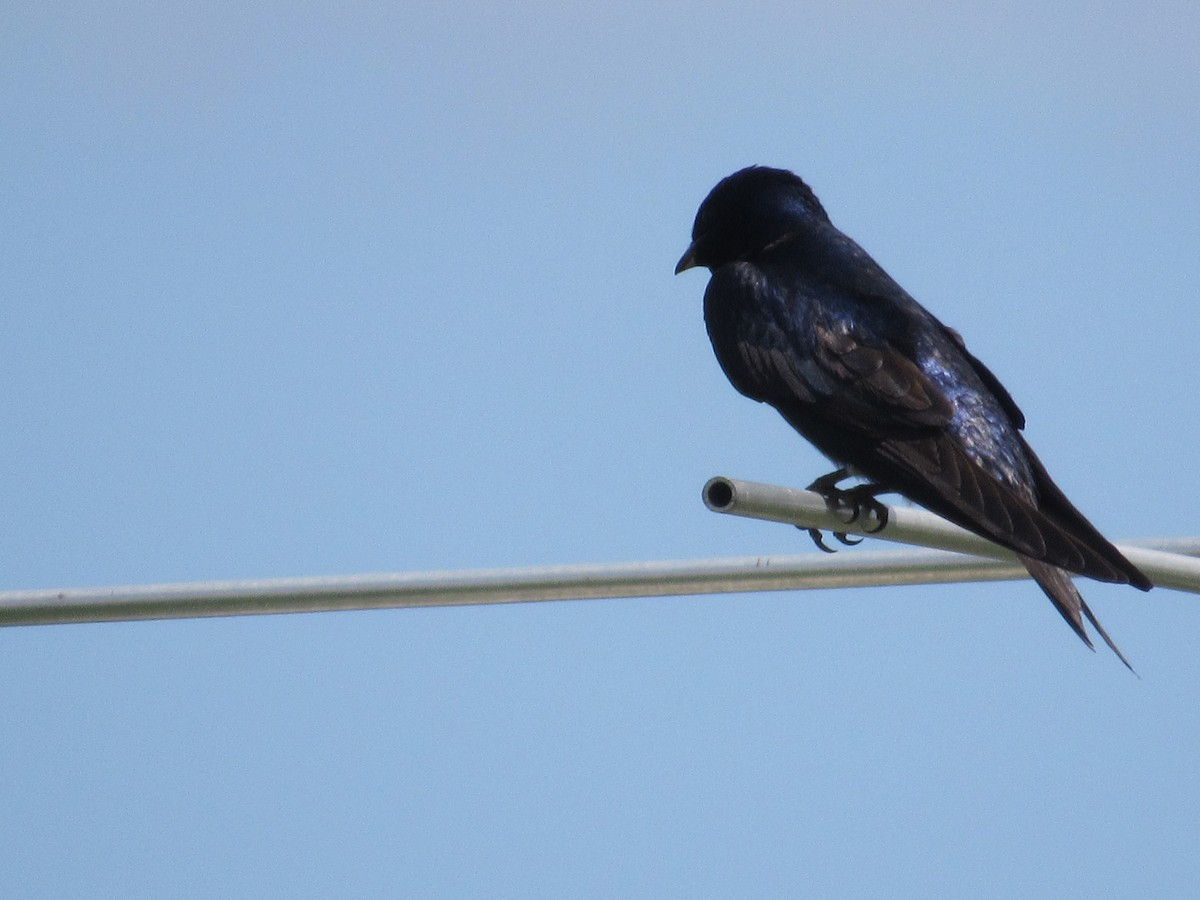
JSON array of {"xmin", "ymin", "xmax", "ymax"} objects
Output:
[{"xmin": 675, "ymin": 165, "xmax": 829, "ymax": 274}]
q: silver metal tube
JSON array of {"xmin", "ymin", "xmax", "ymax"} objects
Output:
[
  {"xmin": 703, "ymin": 475, "xmax": 1200, "ymax": 593},
  {"xmin": 0, "ymin": 550, "xmax": 1030, "ymax": 628}
]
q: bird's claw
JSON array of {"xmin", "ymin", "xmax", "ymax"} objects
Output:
[
  {"xmin": 803, "ymin": 468, "xmax": 889, "ymax": 550},
  {"xmin": 805, "ymin": 527, "xmax": 837, "ymax": 553},
  {"xmin": 831, "ymin": 484, "xmax": 890, "ymax": 533}
]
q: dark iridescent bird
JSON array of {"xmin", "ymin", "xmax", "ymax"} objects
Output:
[{"xmin": 675, "ymin": 165, "xmax": 1151, "ymax": 667}]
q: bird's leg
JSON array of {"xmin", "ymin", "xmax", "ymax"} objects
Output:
[
  {"xmin": 801, "ymin": 467, "xmax": 890, "ymax": 552},
  {"xmin": 806, "ymin": 467, "xmax": 853, "ymax": 495}
]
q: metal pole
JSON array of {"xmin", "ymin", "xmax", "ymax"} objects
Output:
[
  {"xmin": 703, "ymin": 475, "xmax": 1200, "ymax": 592},
  {"xmin": 0, "ymin": 550, "xmax": 1035, "ymax": 628}
]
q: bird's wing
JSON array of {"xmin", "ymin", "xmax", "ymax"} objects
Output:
[
  {"xmin": 806, "ymin": 322, "xmax": 1142, "ymax": 586},
  {"xmin": 940, "ymin": 324, "xmax": 1025, "ymax": 430},
  {"xmin": 707, "ymin": 267, "xmax": 1145, "ymax": 586}
]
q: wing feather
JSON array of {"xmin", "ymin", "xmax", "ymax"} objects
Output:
[{"xmin": 705, "ymin": 265, "xmax": 1147, "ymax": 587}]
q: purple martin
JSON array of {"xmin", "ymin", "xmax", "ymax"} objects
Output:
[{"xmin": 676, "ymin": 165, "xmax": 1151, "ymax": 667}]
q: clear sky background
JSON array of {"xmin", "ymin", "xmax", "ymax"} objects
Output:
[{"xmin": 3, "ymin": 2, "xmax": 1199, "ymax": 897}]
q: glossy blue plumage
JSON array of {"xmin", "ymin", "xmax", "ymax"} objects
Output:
[{"xmin": 677, "ymin": 165, "xmax": 1149, "ymax": 666}]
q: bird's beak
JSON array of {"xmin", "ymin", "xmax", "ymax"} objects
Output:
[{"xmin": 674, "ymin": 243, "xmax": 699, "ymax": 275}]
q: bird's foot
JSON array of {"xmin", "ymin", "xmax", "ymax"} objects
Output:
[
  {"xmin": 834, "ymin": 483, "xmax": 890, "ymax": 533},
  {"xmin": 801, "ymin": 468, "xmax": 890, "ymax": 552}
]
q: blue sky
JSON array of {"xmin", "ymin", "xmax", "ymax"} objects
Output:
[{"xmin": 3, "ymin": 2, "xmax": 1199, "ymax": 897}]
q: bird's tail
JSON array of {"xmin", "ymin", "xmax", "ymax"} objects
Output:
[{"xmin": 1020, "ymin": 556, "xmax": 1135, "ymax": 673}]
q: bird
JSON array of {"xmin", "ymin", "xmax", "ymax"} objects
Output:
[{"xmin": 675, "ymin": 165, "xmax": 1151, "ymax": 667}]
